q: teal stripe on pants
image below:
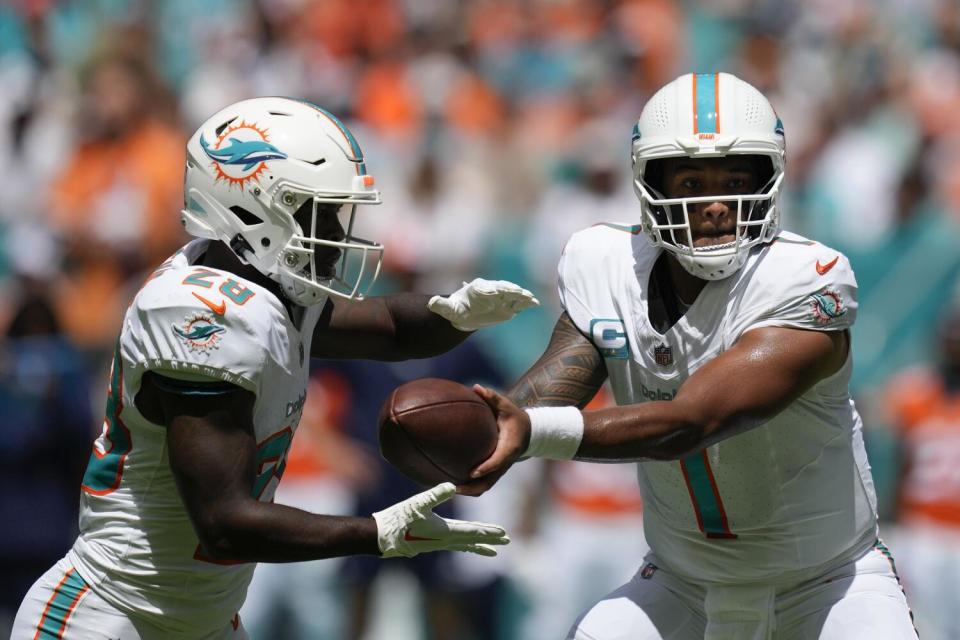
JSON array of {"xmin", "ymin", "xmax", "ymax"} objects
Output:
[{"xmin": 37, "ymin": 570, "xmax": 88, "ymax": 639}]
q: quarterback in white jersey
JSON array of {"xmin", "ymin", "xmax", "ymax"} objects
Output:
[
  {"xmin": 557, "ymin": 224, "xmax": 875, "ymax": 585},
  {"xmin": 461, "ymin": 74, "xmax": 917, "ymax": 639},
  {"xmin": 13, "ymin": 98, "xmax": 535, "ymax": 639}
]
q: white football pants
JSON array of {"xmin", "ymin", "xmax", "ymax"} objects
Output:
[
  {"xmin": 12, "ymin": 558, "xmax": 249, "ymax": 640},
  {"xmin": 569, "ymin": 541, "xmax": 917, "ymax": 640}
]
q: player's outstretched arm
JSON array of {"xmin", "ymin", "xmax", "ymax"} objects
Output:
[
  {"xmin": 456, "ymin": 312, "xmax": 608, "ymax": 495},
  {"xmin": 137, "ymin": 372, "xmax": 508, "ymax": 562},
  {"xmin": 573, "ymin": 327, "xmax": 847, "ymax": 461},
  {"xmin": 460, "ymin": 326, "xmax": 846, "ymax": 496},
  {"xmin": 310, "ymin": 279, "xmax": 538, "ymax": 361}
]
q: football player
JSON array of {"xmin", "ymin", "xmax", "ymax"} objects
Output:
[
  {"xmin": 462, "ymin": 73, "xmax": 918, "ymax": 639},
  {"xmin": 12, "ymin": 97, "xmax": 535, "ymax": 639},
  {"xmin": 882, "ymin": 305, "xmax": 960, "ymax": 639}
]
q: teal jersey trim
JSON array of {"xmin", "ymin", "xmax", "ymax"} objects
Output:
[
  {"xmin": 251, "ymin": 428, "xmax": 294, "ymax": 499},
  {"xmin": 695, "ymin": 73, "xmax": 718, "ymax": 134},
  {"xmin": 81, "ymin": 344, "xmax": 133, "ymax": 495},
  {"xmin": 150, "ymin": 372, "xmax": 239, "ymax": 397}
]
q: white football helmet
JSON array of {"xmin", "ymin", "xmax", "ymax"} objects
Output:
[
  {"xmin": 182, "ymin": 97, "xmax": 383, "ymax": 305},
  {"xmin": 631, "ymin": 72, "xmax": 785, "ymax": 280}
]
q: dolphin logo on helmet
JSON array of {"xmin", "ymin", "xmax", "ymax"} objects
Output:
[{"xmin": 200, "ymin": 135, "xmax": 288, "ymax": 171}]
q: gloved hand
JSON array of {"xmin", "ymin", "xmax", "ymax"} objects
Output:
[
  {"xmin": 372, "ymin": 482, "xmax": 510, "ymax": 558},
  {"xmin": 427, "ymin": 278, "xmax": 539, "ymax": 331}
]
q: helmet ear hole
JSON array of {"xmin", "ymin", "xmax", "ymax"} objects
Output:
[
  {"xmin": 215, "ymin": 117, "xmax": 237, "ymax": 137},
  {"xmin": 229, "ymin": 206, "xmax": 263, "ymax": 226}
]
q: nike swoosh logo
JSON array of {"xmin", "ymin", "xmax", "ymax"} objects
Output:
[
  {"xmin": 816, "ymin": 256, "xmax": 839, "ymax": 275},
  {"xmin": 404, "ymin": 531, "xmax": 439, "ymax": 542},
  {"xmin": 193, "ymin": 292, "xmax": 227, "ymax": 315}
]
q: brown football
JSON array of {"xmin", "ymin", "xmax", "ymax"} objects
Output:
[{"xmin": 378, "ymin": 378, "xmax": 499, "ymax": 486}]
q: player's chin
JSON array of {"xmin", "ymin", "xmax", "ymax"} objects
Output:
[
  {"xmin": 692, "ymin": 233, "xmax": 736, "ymax": 248},
  {"xmin": 316, "ymin": 266, "xmax": 336, "ymax": 279},
  {"xmin": 312, "ymin": 259, "xmax": 339, "ymax": 279},
  {"xmin": 314, "ymin": 250, "xmax": 341, "ymax": 277}
]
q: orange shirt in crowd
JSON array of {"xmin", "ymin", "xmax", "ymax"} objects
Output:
[
  {"xmin": 886, "ymin": 367, "xmax": 960, "ymax": 527},
  {"xmin": 48, "ymin": 118, "xmax": 186, "ymax": 267},
  {"xmin": 47, "ymin": 118, "xmax": 186, "ymax": 350}
]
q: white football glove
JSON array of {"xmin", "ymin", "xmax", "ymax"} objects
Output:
[
  {"xmin": 428, "ymin": 278, "xmax": 539, "ymax": 331},
  {"xmin": 372, "ymin": 482, "xmax": 510, "ymax": 558}
]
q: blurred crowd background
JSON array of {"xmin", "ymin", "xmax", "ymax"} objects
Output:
[{"xmin": 2, "ymin": 0, "xmax": 960, "ymax": 638}]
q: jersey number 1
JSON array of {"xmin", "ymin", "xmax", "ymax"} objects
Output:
[{"xmin": 679, "ymin": 451, "xmax": 737, "ymax": 539}]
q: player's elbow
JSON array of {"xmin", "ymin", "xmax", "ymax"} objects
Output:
[
  {"xmin": 650, "ymin": 410, "xmax": 758, "ymax": 461},
  {"xmin": 193, "ymin": 526, "xmax": 236, "ymax": 561},
  {"xmin": 195, "ymin": 533, "xmax": 239, "ymax": 561},
  {"xmin": 644, "ymin": 421, "xmax": 711, "ymax": 460},
  {"xmin": 643, "ymin": 403, "xmax": 724, "ymax": 460},
  {"xmin": 192, "ymin": 507, "xmax": 252, "ymax": 561}
]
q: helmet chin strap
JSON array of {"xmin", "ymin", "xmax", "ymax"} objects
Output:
[
  {"xmin": 279, "ymin": 270, "xmax": 331, "ymax": 307},
  {"xmin": 229, "ymin": 234, "xmax": 255, "ymax": 264}
]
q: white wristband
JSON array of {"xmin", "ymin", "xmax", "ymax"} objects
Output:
[{"xmin": 524, "ymin": 407, "xmax": 584, "ymax": 460}]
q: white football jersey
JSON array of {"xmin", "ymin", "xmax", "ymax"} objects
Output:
[
  {"xmin": 559, "ymin": 225, "xmax": 878, "ymax": 584},
  {"xmin": 67, "ymin": 239, "xmax": 322, "ymax": 634}
]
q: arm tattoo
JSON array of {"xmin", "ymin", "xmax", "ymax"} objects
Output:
[{"xmin": 508, "ymin": 312, "xmax": 607, "ymax": 409}]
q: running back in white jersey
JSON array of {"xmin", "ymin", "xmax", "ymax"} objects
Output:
[
  {"xmin": 68, "ymin": 240, "xmax": 323, "ymax": 635},
  {"xmin": 559, "ymin": 224, "xmax": 878, "ymax": 584}
]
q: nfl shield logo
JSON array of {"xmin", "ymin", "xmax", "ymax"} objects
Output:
[{"xmin": 654, "ymin": 343, "xmax": 673, "ymax": 366}]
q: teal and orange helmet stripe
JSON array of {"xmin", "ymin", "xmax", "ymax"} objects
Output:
[
  {"xmin": 34, "ymin": 568, "xmax": 89, "ymax": 639},
  {"xmin": 680, "ymin": 450, "xmax": 737, "ymax": 539},
  {"xmin": 692, "ymin": 73, "xmax": 721, "ymax": 135},
  {"xmin": 296, "ymin": 99, "xmax": 368, "ymax": 176}
]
